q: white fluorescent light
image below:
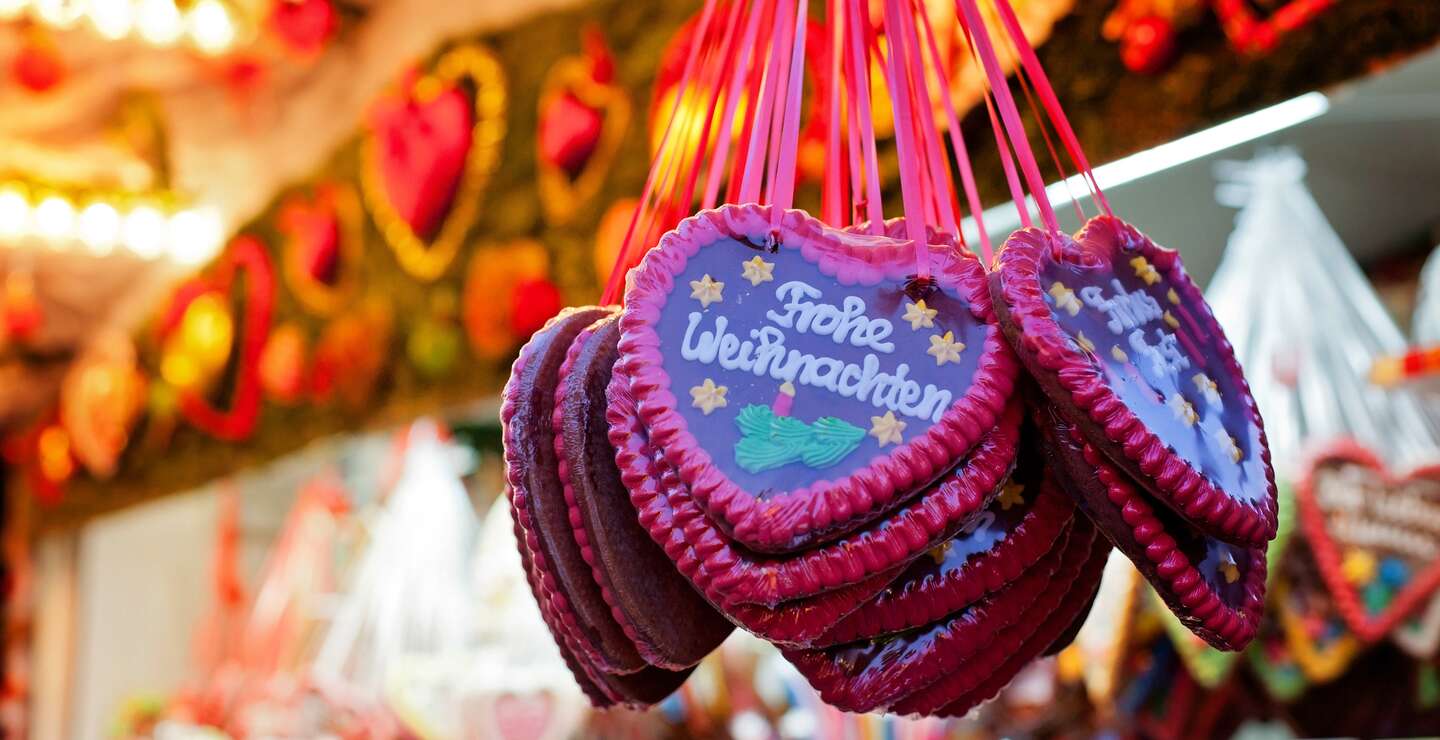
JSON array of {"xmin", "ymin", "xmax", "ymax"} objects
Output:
[{"xmin": 964, "ymin": 91, "xmax": 1331, "ymax": 242}]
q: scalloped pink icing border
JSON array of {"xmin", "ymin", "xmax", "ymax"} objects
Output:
[
  {"xmin": 1062, "ymin": 420, "xmax": 1266, "ymax": 650},
  {"xmin": 991, "ymin": 215, "xmax": 1277, "ymax": 546},
  {"xmin": 927, "ymin": 532, "xmax": 1111, "ymax": 719},
  {"xmin": 818, "ymin": 468, "xmax": 1076, "ymax": 645},
  {"xmin": 618, "ymin": 203, "xmax": 1019, "ymax": 553},
  {"xmin": 606, "ymin": 368, "xmax": 903, "ymax": 646},
  {"xmin": 893, "ymin": 520, "xmax": 1108, "ymax": 716},
  {"xmin": 780, "ymin": 523, "xmax": 1090, "ymax": 713}
]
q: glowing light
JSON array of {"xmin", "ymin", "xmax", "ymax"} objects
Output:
[
  {"xmin": 33, "ymin": 196, "xmax": 76, "ymax": 243},
  {"xmin": 0, "ymin": 0, "xmax": 29, "ymax": 21},
  {"xmin": 78, "ymin": 203, "xmax": 122, "ymax": 255},
  {"xmin": 88, "ymin": 0, "xmax": 135, "ymax": 40},
  {"xmin": 122, "ymin": 205, "xmax": 167, "ymax": 258},
  {"xmin": 167, "ymin": 207, "xmax": 224, "ymax": 265},
  {"xmin": 963, "ymin": 92, "xmax": 1332, "ymax": 242},
  {"xmin": 0, "ymin": 187, "xmax": 30, "ymax": 240},
  {"xmin": 186, "ymin": 0, "xmax": 235, "ymax": 55},
  {"xmin": 34, "ymin": 0, "xmax": 83, "ymax": 28},
  {"xmin": 136, "ymin": 0, "xmax": 183, "ymax": 45}
]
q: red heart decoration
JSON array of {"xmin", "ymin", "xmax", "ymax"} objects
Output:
[
  {"xmin": 368, "ymin": 78, "xmax": 473, "ymax": 241},
  {"xmin": 280, "ymin": 194, "xmax": 341, "ymax": 286},
  {"xmin": 167, "ymin": 237, "xmax": 275, "ymax": 442},
  {"xmin": 539, "ymin": 92, "xmax": 604, "ymax": 179},
  {"xmin": 268, "ymin": 0, "xmax": 337, "ymax": 57},
  {"xmin": 1298, "ymin": 440, "xmax": 1440, "ymax": 643},
  {"xmin": 492, "ymin": 693, "xmax": 553, "ymax": 740}
]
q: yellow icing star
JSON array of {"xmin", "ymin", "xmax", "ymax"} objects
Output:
[
  {"xmin": 1049, "ymin": 282, "xmax": 1081, "ymax": 316},
  {"xmin": 1211, "ymin": 427, "xmax": 1242, "ymax": 462},
  {"xmin": 927, "ymin": 331, "xmax": 965, "ymax": 366},
  {"xmin": 1111, "ymin": 346, "xmax": 1128, "ymax": 363},
  {"xmin": 1075, "ymin": 331, "xmax": 1095, "ymax": 353},
  {"xmin": 689, "ymin": 378, "xmax": 728, "ymax": 415},
  {"xmin": 1163, "ymin": 311, "xmax": 1180, "ymax": 329},
  {"xmin": 1167, "ymin": 288, "xmax": 1180, "ymax": 305},
  {"xmin": 740, "ymin": 256, "xmax": 774, "ymax": 287},
  {"xmin": 1130, "ymin": 256, "xmax": 1160, "ymax": 285},
  {"xmin": 1219, "ymin": 550, "xmax": 1240, "ymax": 584},
  {"xmin": 690, "ymin": 274, "xmax": 725, "ymax": 308},
  {"xmin": 927, "ymin": 541, "xmax": 952, "ymax": 565},
  {"xmin": 870, "ymin": 411, "xmax": 906, "ymax": 447},
  {"xmin": 902, "ymin": 299, "xmax": 938, "ymax": 330},
  {"xmin": 1342, "ymin": 549, "xmax": 1377, "ymax": 586},
  {"xmin": 998, "ymin": 481, "xmax": 1025, "ymax": 510},
  {"xmin": 1168, "ymin": 394, "xmax": 1198, "ymax": 426},
  {"xmin": 1193, "ymin": 373, "xmax": 1222, "ymax": 407}
]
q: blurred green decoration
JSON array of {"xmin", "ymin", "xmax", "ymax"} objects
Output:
[{"xmin": 23, "ymin": 0, "xmax": 1440, "ymax": 531}]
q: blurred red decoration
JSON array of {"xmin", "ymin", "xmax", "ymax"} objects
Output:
[
  {"xmin": 280, "ymin": 192, "xmax": 342, "ymax": 286},
  {"xmin": 2, "ymin": 271, "xmax": 43, "ymax": 341},
  {"xmin": 508, "ymin": 277, "xmax": 563, "ymax": 339},
  {"xmin": 12, "ymin": 36, "xmax": 65, "ymax": 93},
  {"xmin": 1121, "ymin": 16, "xmax": 1177, "ymax": 74},
  {"xmin": 259, "ymin": 323, "xmax": 310, "ymax": 404},
  {"xmin": 538, "ymin": 27, "xmax": 615, "ymax": 178},
  {"xmin": 310, "ymin": 301, "xmax": 391, "ymax": 408},
  {"xmin": 1213, "ymin": 0, "xmax": 1337, "ymax": 55},
  {"xmin": 269, "ymin": 0, "xmax": 338, "ymax": 57},
  {"xmin": 368, "ymin": 72, "xmax": 474, "ymax": 241}
]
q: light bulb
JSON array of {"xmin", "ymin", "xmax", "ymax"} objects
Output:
[
  {"xmin": 78, "ymin": 202, "xmax": 121, "ymax": 255},
  {"xmin": 0, "ymin": 0, "xmax": 29, "ymax": 21},
  {"xmin": 0, "ymin": 187, "xmax": 30, "ymax": 241},
  {"xmin": 33, "ymin": 196, "xmax": 76, "ymax": 243},
  {"xmin": 34, "ymin": 0, "xmax": 83, "ymax": 27},
  {"xmin": 137, "ymin": 0, "xmax": 183, "ymax": 45},
  {"xmin": 88, "ymin": 0, "xmax": 135, "ymax": 40},
  {"xmin": 123, "ymin": 205, "xmax": 167, "ymax": 258},
  {"xmin": 167, "ymin": 207, "xmax": 224, "ymax": 265},
  {"xmin": 187, "ymin": 0, "xmax": 235, "ymax": 55}
]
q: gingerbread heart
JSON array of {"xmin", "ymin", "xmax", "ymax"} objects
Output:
[
  {"xmin": 1214, "ymin": 0, "xmax": 1337, "ymax": 55},
  {"xmin": 280, "ymin": 183, "xmax": 363, "ymax": 315},
  {"xmin": 1274, "ymin": 539, "xmax": 1362, "ymax": 684},
  {"xmin": 1298, "ymin": 440, "xmax": 1440, "ymax": 644},
  {"xmin": 991, "ymin": 215, "xmax": 1277, "ymax": 546},
  {"xmin": 362, "ymin": 44, "xmax": 505, "ymax": 281},
  {"xmin": 537, "ymin": 30, "xmax": 630, "ymax": 225},
  {"xmin": 617, "ymin": 203, "xmax": 1019, "ymax": 553},
  {"xmin": 165, "ymin": 236, "xmax": 275, "ymax": 442}
]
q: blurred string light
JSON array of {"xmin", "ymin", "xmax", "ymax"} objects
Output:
[
  {"xmin": 0, "ymin": 182, "xmax": 226, "ymax": 265},
  {"xmin": 1, "ymin": 0, "xmax": 242, "ymax": 55}
]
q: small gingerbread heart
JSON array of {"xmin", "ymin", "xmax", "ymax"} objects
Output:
[{"xmin": 991, "ymin": 215, "xmax": 1277, "ymax": 546}]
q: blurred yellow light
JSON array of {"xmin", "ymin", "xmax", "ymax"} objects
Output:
[
  {"xmin": 88, "ymin": 0, "xmax": 135, "ymax": 40},
  {"xmin": 0, "ymin": 187, "xmax": 30, "ymax": 240},
  {"xmin": 137, "ymin": 0, "xmax": 183, "ymax": 45},
  {"xmin": 78, "ymin": 202, "xmax": 121, "ymax": 255},
  {"xmin": 167, "ymin": 207, "xmax": 224, "ymax": 265},
  {"xmin": 33, "ymin": 196, "xmax": 75, "ymax": 243},
  {"xmin": 34, "ymin": 0, "xmax": 83, "ymax": 27},
  {"xmin": 160, "ymin": 349, "xmax": 201, "ymax": 390},
  {"xmin": 187, "ymin": 0, "xmax": 234, "ymax": 55},
  {"xmin": 0, "ymin": 0, "xmax": 29, "ymax": 21},
  {"xmin": 180, "ymin": 293, "xmax": 233, "ymax": 369},
  {"xmin": 122, "ymin": 205, "xmax": 167, "ymax": 258}
]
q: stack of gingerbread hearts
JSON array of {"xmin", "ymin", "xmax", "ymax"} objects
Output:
[{"xmin": 497, "ymin": 0, "xmax": 1281, "ymax": 718}]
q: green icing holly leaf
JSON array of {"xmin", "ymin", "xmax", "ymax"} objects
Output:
[{"xmin": 734, "ymin": 404, "xmax": 865, "ymax": 474}]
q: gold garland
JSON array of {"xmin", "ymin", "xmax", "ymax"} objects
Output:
[{"xmin": 361, "ymin": 44, "xmax": 507, "ymax": 282}]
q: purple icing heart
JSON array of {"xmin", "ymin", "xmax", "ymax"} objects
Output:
[
  {"xmin": 991, "ymin": 215, "xmax": 1277, "ymax": 546},
  {"xmin": 618, "ymin": 204, "xmax": 1018, "ymax": 553}
]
